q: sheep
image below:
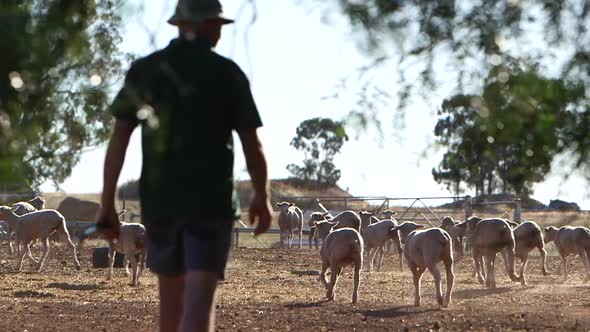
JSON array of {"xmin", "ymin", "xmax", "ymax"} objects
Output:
[
  {"xmin": 359, "ymin": 211, "xmax": 380, "ymax": 234},
  {"xmin": 331, "ymin": 210, "xmax": 361, "ymax": 233},
  {"xmin": 470, "ymin": 218, "xmax": 521, "ymax": 288},
  {"xmin": 390, "ymin": 222, "xmax": 454, "ymax": 307},
  {"xmin": 106, "ymin": 210, "xmax": 147, "ymax": 287},
  {"xmin": 28, "ymin": 196, "xmax": 46, "ymax": 210},
  {"xmin": 276, "ymin": 201, "xmax": 304, "ymax": 249},
  {"xmin": 308, "ymin": 212, "xmax": 330, "ymax": 249},
  {"xmin": 4, "ymin": 201, "xmax": 36, "ymax": 254},
  {"xmin": 362, "ymin": 218, "xmax": 403, "ymax": 272},
  {"xmin": 312, "ymin": 219, "xmax": 338, "ymax": 243},
  {"xmin": 319, "ymin": 227, "xmax": 364, "ymax": 303},
  {"xmin": 544, "ymin": 226, "xmax": 590, "ymax": 282},
  {"xmin": 0, "ymin": 206, "xmax": 81, "ymax": 272},
  {"xmin": 506, "ymin": 221, "xmax": 548, "ymax": 286},
  {"xmin": 440, "ymin": 216, "xmax": 466, "ymax": 257},
  {"xmin": 382, "ymin": 210, "xmax": 397, "ymax": 219}
]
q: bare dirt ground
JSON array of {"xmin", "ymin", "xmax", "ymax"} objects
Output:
[{"xmin": 0, "ymin": 242, "xmax": 589, "ymax": 332}]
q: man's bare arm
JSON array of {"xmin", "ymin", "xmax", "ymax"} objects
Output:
[
  {"xmin": 237, "ymin": 128, "xmax": 271, "ymax": 235},
  {"xmin": 97, "ymin": 119, "xmax": 137, "ymax": 238}
]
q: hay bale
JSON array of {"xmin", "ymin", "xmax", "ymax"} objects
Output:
[
  {"xmin": 92, "ymin": 247, "xmax": 125, "ymax": 268},
  {"xmin": 57, "ymin": 197, "xmax": 100, "ymax": 221}
]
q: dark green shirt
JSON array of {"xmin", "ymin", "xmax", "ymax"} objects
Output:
[{"xmin": 110, "ymin": 37, "xmax": 262, "ymax": 221}]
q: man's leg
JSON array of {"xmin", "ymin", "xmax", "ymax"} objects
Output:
[
  {"xmin": 158, "ymin": 274, "xmax": 185, "ymax": 332},
  {"xmin": 180, "ymin": 271, "xmax": 219, "ymax": 332}
]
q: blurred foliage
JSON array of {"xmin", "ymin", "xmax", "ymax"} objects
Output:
[
  {"xmin": 0, "ymin": 0, "xmax": 132, "ymax": 189},
  {"xmin": 287, "ymin": 117, "xmax": 349, "ymax": 186},
  {"xmin": 433, "ymin": 61, "xmax": 588, "ymax": 196},
  {"xmin": 302, "ymin": 0, "xmax": 590, "ymax": 168}
]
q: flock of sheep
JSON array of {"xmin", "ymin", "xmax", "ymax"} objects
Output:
[
  {"xmin": 1, "ymin": 195, "xmax": 589, "ymax": 306},
  {"xmin": 276, "ymin": 201, "xmax": 590, "ymax": 306},
  {"xmin": 0, "ymin": 196, "xmax": 146, "ymax": 286}
]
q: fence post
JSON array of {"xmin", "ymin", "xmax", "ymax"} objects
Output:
[
  {"xmin": 513, "ymin": 198, "xmax": 522, "ymax": 223},
  {"xmin": 344, "ymin": 198, "xmax": 348, "ymax": 209},
  {"xmin": 464, "ymin": 195, "xmax": 473, "ymax": 220}
]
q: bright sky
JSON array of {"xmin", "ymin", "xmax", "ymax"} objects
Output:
[{"xmin": 41, "ymin": 0, "xmax": 590, "ymax": 209}]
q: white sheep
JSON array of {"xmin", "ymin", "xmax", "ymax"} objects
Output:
[
  {"xmin": 308, "ymin": 212, "xmax": 329, "ymax": 249},
  {"xmin": 319, "ymin": 227, "xmax": 364, "ymax": 303},
  {"xmin": 470, "ymin": 218, "xmax": 521, "ymax": 288},
  {"xmin": 5, "ymin": 201, "xmax": 37, "ymax": 254},
  {"xmin": 107, "ymin": 210, "xmax": 147, "ymax": 287},
  {"xmin": 362, "ymin": 216, "xmax": 403, "ymax": 272},
  {"xmin": 391, "ymin": 222, "xmax": 454, "ymax": 307},
  {"xmin": 508, "ymin": 221, "xmax": 548, "ymax": 286},
  {"xmin": 276, "ymin": 201, "xmax": 304, "ymax": 249},
  {"xmin": 331, "ymin": 210, "xmax": 362, "ymax": 233},
  {"xmin": 28, "ymin": 196, "xmax": 46, "ymax": 210},
  {"xmin": 544, "ymin": 225, "xmax": 590, "ymax": 282},
  {"xmin": 440, "ymin": 216, "xmax": 465, "ymax": 257},
  {"xmin": 0, "ymin": 206, "xmax": 81, "ymax": 272}
]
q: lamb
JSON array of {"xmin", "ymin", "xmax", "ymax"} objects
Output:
[
  {"xmin": 382, "ymin": 210, "xmax": 397, "ymax": 219},
  {"xmin": 440, "ymin": 216, "xmax": 466, "ymax": 257},
  {"xmin": 319, "ymin": 227, "xmax": 364, "ymax": 303},
  {"xmin": 311, "ymin": 219, "xmax": 338, "ymax": 243},
  {"xmin": 544, "ymin": 226, "xmax": 590, "ymax": 282},
  {"xmin": 507, "ymin": 221, "xmax": 548, "ymax": 286},
  {"xmin": 308, "ymin": 212, "xmax": 330, "ymax": 249},
  {"xmin": 28, "ymin": 196, "xmax": 46, "ymax": 210},
  {"xmin": 359, "ymin": 211, "xmax": 380, "ymax": 234},
  {"xmin": 331, "ymin": 210, "xmax": 361, "ymax": 233},
  {"xmin": 390, "ymin": 222, "xmax": 454, "ymax": 307},
  {"xmin": 470, "ymin": 218, "xmax": 521, "ymax": 288},
  {"xmin": 0, "ymin": 206, "xmax": 81, "ymax": 272},
  {"xmin": 107, "ymin": 210, "xmax": 147, "ymax": 287},
  {"xmin": 362, "ymin": 216, "xmax": 403, "ymax": 271},
  {"xmin": 5, "ymin": 201, "xmax": 36, "ymax": 254},
  {"xmin": 276, "ymin": 201, "xmax": 304, "ymax": 249}
]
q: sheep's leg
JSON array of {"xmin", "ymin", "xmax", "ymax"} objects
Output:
[
  {"xmin": 504, "ymin": 247, "xmax": 520, "ymax": 283},
  {"xmin": 326, "ymin": 265, "xmax": 342, "ymax": 301},
  {"xmin": 485, "ymin": 254, "xmax": 496, "ymax": 289},
  {"xmin": 519, "ymin": 255, "xmax": 528, "ymax": 286},
  {"xmin": 577, "ymin": 248, "xmax": 590, "ymax": 282},
  {"xmin": 66, "ymin": 235, "xmax": 81, "ymax": 271},
  {"xmin": 377, "ymin": 246, "xmax": 385, "ymax": 272},
  {"xmin": 308, "ymin": 228, "xmax": 314, "ymax": 249},
  {"xmin": 124, "ymin": 256, "xmax": 130, "ymax": 275},
  {"xmin": 107, "ymin": 248, "xmax": 116, "ymax": 280},
  {"xmin": 473, "ymin": 249, "xmax": 485, "ymax": 285},
  {"xmin": 352, "ymin": 262, "xmax": 361, "ymax": 304},
  {"xmin": 128, "ymin": 253, "xmax": 139, "ymax": 286},
  {"xmin": 16, "ymin": 243, "xmax": 28, "ymax": 271},
  {"xmin": 410, "ymin": 263, "xmax": 426, "ymax": 307},
  {"xmin": 298, "ymin": 229, "xmax": 302, "ymax": 249},
  {"xmin": 319, "ymin": 260, "xmax": 329, "ymax": 288},
  {"xmin": 427, "ymin": 262, "xmax": 443, "ymax": 306},
  {"xmin": 443, "ymin": 256, "xmax": 455, "ymax": 308},
  {"xmin": 25, "ymin": 244, "xmax": 39, "ymax": 264},
  {"xmin": 36, "ymin": 238, "xmax": 51, "ymax": 272},
  {"xmin": 367, "ymin": 247, "xmax": 378, "ymax": 272},
  {"xmin": 538, "ymin": 245, "xmax": 548, "ymax": 276},
  {"xmin": 561, "ymin": 256, "xmax": 568, "ymax": 280},
  {"xmin": 138, "ymin": 251, "xmax": 146, "ymax": 279}
]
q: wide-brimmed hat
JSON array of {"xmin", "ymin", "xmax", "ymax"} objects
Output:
[{"xmin": 168, "ymin": 0, "xmax": 234, "ymax": 26}]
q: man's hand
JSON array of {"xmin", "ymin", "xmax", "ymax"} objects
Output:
[
  {"xmin": 249, "ymin": 193, "xmax": 271, "ymax": 236},
  {"xmin": 95, "ymin": 208, "xmax": 121, "ymax": 241}
]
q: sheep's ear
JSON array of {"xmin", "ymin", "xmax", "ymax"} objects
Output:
[
  {"xmin": 544, "ymin": 227, "xmax": 550, "ymax": 231},
  {"xmin": 289, "ymin": 203, "xmax": 294, "ymax": 207},
  {"xmin": 455, "ymin": 222, "xmax": 466, "ymax": 229},
  {"xmin": 276, "ymin": 203, "xmax": 280, "ymax": 207},
  {"xmin": 389, "ymin": 226, "xmax": 399, "ymax": 233},
  {"xmin": 416, "ymin": 224, "xmax": 426, "ymax": 229}
]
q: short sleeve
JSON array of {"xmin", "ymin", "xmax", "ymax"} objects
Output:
[
  {"xmin": 109, "ymin": 63, "xmax": 144, "ymax": 125},
  {"xmin": 229, "ymin": 65, "xmax": 263, "ymax": 130}
]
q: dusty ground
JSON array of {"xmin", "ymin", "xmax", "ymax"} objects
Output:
[{"xmin": 0, "ymin": 242, "xmax": 589, "ymax": 331}]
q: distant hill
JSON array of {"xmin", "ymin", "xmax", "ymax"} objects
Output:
[
  {"xmin": 438, "ymin": 193, "xmax": 547, "ymax": 210},
  {"xmin": 237, "ymin": 179, "xmax": 352, "ymax": 210}
]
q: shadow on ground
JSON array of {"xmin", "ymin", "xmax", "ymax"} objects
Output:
[{"xmin": 47, "ymin": 282, "xmax": 103, "ymax": 291}]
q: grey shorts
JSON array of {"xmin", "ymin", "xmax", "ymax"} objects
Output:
[{"xmin": 145, "ymin": 219, "xmax": 234, "ymax": 279}]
